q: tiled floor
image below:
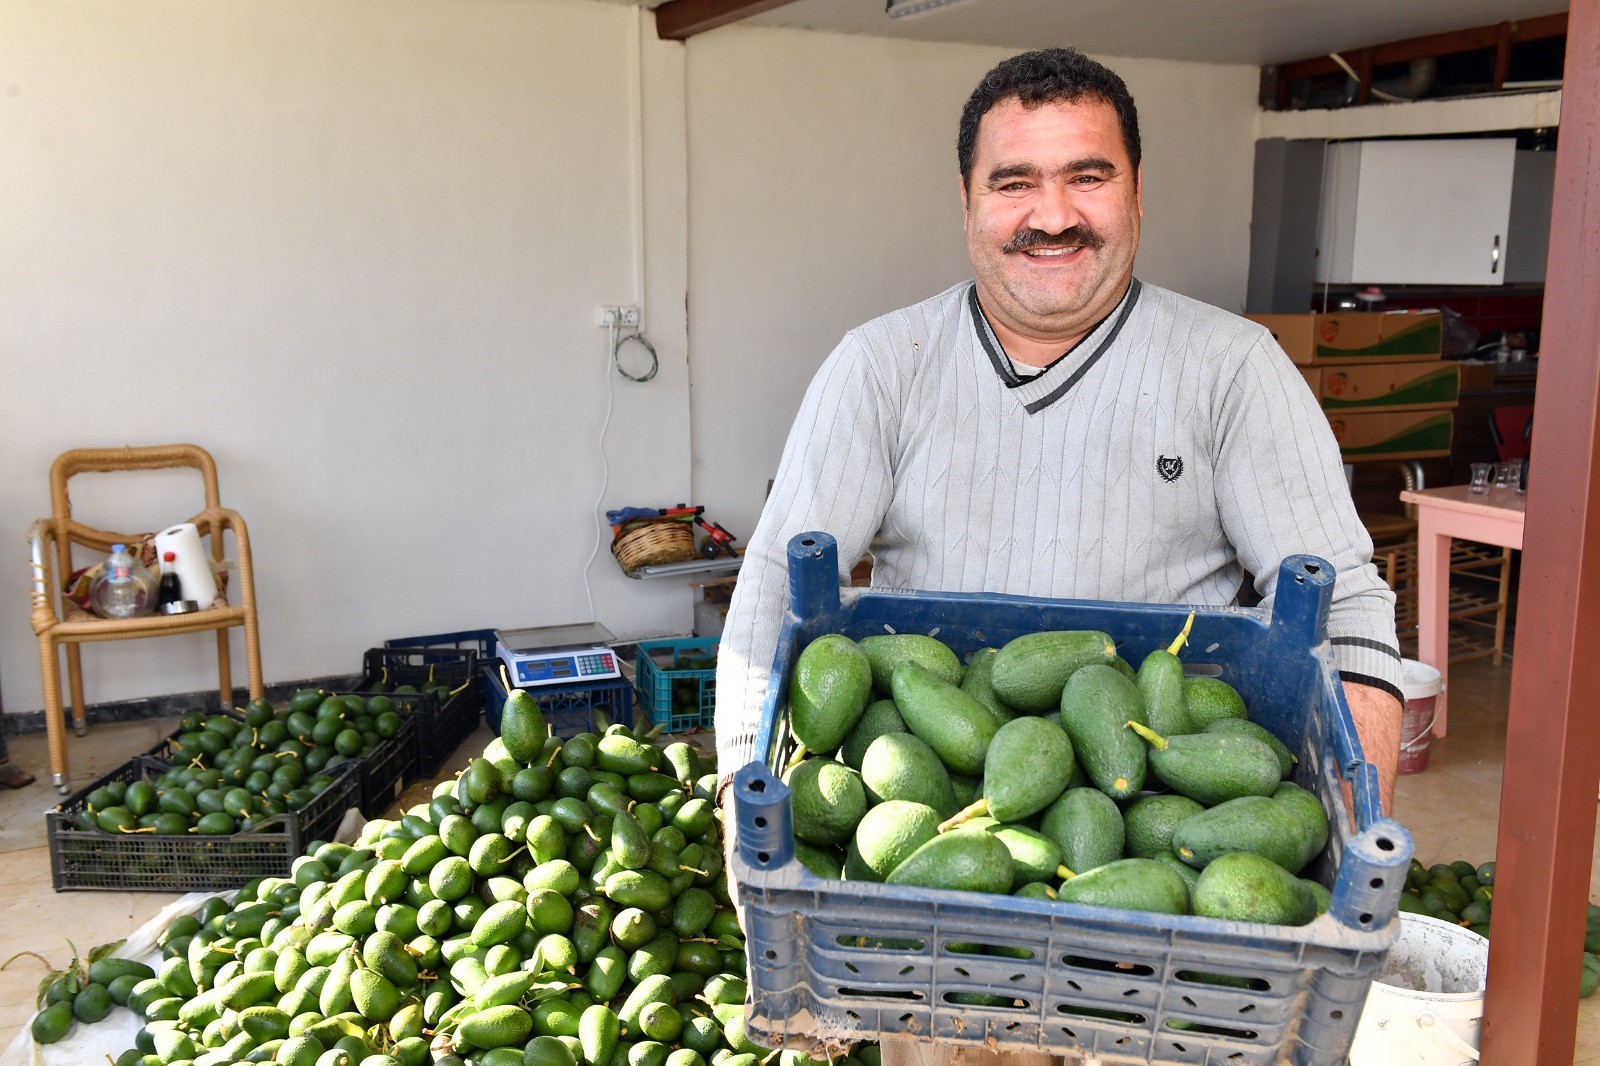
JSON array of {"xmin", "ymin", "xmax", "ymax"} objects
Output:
[{"xmin": 0, "ymin": 659, "xmax": 1595, "ymax": 1060}]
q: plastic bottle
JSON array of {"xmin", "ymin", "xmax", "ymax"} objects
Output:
[
  {"xmin": 157, "ymin": 551, "xmax": 183, "ymax": 609},
  {"xmin": 89, "ymin": 544, "xmax": 157, "ymax": 619}
]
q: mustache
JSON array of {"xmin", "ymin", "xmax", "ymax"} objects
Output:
[{"xmin": 1003, "ymin": 226, "xmax": 1104, "ymax": 254}]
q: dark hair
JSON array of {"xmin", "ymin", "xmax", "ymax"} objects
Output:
[{"xmin": 958, "ymin": 48, "xmax": 1141, "ymax": 188}]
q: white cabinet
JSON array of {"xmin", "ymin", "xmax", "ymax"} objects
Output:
[{"xmin": 1315, "ymin": 138, "xmax": 1517, "ymax": 286}]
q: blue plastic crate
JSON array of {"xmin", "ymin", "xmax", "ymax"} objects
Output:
[
  {"xmin": 482, "ymin": 663, "xmax": 634, "ymax": 739},
  {"xmin": 636, "ymin": 637, "xmax": 718, "ymax": 732},
  {"xmin": 732, "ymin": 532, "xmax": 1413, "ymax": 1066}
]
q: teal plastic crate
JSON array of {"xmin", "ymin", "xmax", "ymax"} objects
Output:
[{"xmin": 636, "ymin": 637, "xmax": 718, "ymax": 732}]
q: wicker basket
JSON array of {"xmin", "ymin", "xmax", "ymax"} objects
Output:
[{"xmin": 612, "ymin": 519, "xmax": 695, "ymax": 573}]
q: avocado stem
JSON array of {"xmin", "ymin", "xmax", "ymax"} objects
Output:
[
  {"xmin": 782, "ymin": 745, "xmax": 809, "ymax": 775},
  {"xmin": 1125, "ymin": 720, "xmax": 1168, "ymax": 750},
  {"xmin": 1166, "ymin": 611, "xmax": 1196, "ymax": 656},
  {"xmin": 1057, "ymin": 866, "xmax": 1076, "ymax": 881},
  {"xmin": 937, "ymin": 798, "xmax": 989, "ymax": 833}
]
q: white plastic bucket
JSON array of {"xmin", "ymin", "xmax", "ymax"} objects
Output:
[
  {"xmin": 1397, "ymin": 659, "xmax": 1444, "ymax": 775},
  {"xmin": 1349, "ymin": 913, "xmax": 1488, "ymax": 1064}
]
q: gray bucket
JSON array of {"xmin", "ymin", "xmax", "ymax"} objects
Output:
[{"xmin": 1349, "ymin": 913, "xmax": 1488, "ymax": 1063}]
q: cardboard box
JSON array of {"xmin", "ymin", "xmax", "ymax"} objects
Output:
[
  {"xmin": 1316, "ymin": 362, "xmax": 1460, "ymax": 412},
  {"xmin": 1326, "ymin": 410, "xmax": 1454, "ymax": 460},
  {"xmin": 1458, "ymin": 361, "xmax": 1498, "ymax": 393},
  {"xmin": 1248, "ymin": 311, "xmax": 1443, "ymax": 366}
]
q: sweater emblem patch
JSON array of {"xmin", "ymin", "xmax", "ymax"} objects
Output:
[{"xmin": 1157, "ymin": 456, "xmax": 1184, "ymax": 482}]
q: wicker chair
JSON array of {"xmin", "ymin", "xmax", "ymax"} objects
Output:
[{"xmin": 28, "ymin": 444, "xmax": 263, "ymax": 792}]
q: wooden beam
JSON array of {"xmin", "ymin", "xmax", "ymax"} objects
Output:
[
  {"xmin": 1272, "ymin": 10, "xmax": 1568, "ymax": 102},
  {"xmin": 1516, "ymin": 12, "xmax": 1573, "ymax": 42},
  {"xmin": 1493, "ymin": 21, "xmax": 1514, "ymax": 90},
  {"xmin": 1480, "ymin": 0, "xmax": 1600, "ymax": 1062},
  {"xmin": 1355, "ymin": 47, "xmax": 1374, "ymax": 105},
  {"xmin": 654, "ymin": 0, "xmax": 799, "ymax": 40}
]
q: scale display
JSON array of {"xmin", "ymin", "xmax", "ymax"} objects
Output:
[{"xmin": 495, "ymin": 623, "xmax": 622, "ymax": 688}]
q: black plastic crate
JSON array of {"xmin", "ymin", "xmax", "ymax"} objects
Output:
[
  {"xmin": 349, "ymin": 700, "xmax": 418, "ymax": 817},
  {"xmin": 46, "ymin": 755, "xmax": 358, "ymax": 892},
  {"xmin": 361, "ymin": 646, "xmax": 482, "ymax": 780},
  {"xmin": 482, "ymin": 663, "xmax": 634, "ymax": 739}
]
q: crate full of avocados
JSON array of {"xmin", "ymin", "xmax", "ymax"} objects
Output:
[
  {"xmin": 360, "ymin": 643, "xmax": 481, "ymax": 779},
  {"xmin": 729, "ymin": 532, "xmax": 1413, "ymax": 1066},
  {"xmin": 146, "ymin": 691, "xmax": 417, "ymax": 819},
  {"xmin": 46, "ymin": 711, "xmax": 359, "ymax": 892}
]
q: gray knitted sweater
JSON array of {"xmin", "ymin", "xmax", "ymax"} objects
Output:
[{"xmin": 714, "ymin": 279, "xmax": 1402, "ymax": 778}]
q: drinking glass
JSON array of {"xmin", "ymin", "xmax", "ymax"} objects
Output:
[{"xmin": 1469, "ymin": 463, "xmax": 1492, "ymax": 494}]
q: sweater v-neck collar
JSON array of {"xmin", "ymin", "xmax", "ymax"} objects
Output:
[{"xmin": 969, "ymin": 278, "xmax": 1142, "ymax": 414}]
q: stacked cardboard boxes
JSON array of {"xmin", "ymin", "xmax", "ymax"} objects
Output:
[{"xmin": 1246, "ymin": 311, "xmax": 1458, "ymax": 460}]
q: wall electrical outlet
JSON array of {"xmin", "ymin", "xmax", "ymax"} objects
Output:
[{"xmin": 596, "ymin": 305, "xmax": 641, "ymax": 328}]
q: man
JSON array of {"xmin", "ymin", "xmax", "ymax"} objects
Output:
[{"xmin": 715, "ymin": 48, "xmax": 1402, "ymax": 1059}]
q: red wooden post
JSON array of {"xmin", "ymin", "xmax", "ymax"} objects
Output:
[{"xmin": 1480, "ymin": 0, "xmax": 1600, "ymax": 1061}]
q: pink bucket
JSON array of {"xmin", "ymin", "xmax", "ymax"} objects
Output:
[{"xmin": 1397, "ymin": 659, "xmax": 1444, "ymax": 775}]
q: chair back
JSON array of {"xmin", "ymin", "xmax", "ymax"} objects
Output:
[
  {"xmin": 1488, "ymin": 406, "xmax": 1534, "ymax": 462},
  {"xmin": 46, "ymin": 444, "xmax": 225, "ymax": 560}
]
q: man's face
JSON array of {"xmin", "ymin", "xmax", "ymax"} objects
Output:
[{"xmin": 961, "ymin": 96, "xmax": 1142, "ymax": 350}]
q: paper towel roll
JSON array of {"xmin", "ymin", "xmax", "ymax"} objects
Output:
[{"xmin": 154, "ymin": 523, "xmax": 220, "ymax": 608}]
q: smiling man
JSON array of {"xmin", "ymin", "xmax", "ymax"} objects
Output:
[{"xmin": 715, "ymin": 51, "xmax": 1404, "ymax": 1038}]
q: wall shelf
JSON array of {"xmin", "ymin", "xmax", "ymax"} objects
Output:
[{"xmin": 623, "ymin": 555, "xmax": 743, "ymax": 581}]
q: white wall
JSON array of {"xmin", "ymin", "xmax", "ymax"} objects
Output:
[
  {"xmin": 0, "ymin": 0, "xmax": 693, "ymax": 716},
  {"xmin": 684, "ymin": 27, "xmax": 1261, "ymax": 540},
  {"xmin": 0, "ymin": 3, "xmax": 1265, "ymax": 723}
]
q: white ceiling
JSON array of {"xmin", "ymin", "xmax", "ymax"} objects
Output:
[{"xmin": 717, "ymin": 0, "xmax": 1567, "ymax": 67}]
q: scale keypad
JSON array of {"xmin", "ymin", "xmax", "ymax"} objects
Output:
[{"xmin": 578, "ymin": 654, "xmax": 615, "ymax": 675}]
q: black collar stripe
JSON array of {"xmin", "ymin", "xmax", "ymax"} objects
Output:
[
  {"xmin": 1021, "ymin": 279, "xmax": 1142, "ymax": 414},
  {"xmin": 967, "ymin": 280, "xmax": 1142, "ymax": 412},
  {"xmin": 969, "ymin": 284, "xmax": 1023, "ymax": 386}
]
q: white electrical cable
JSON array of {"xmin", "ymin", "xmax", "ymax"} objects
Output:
[
  {"xmin": 581, "ymin": 315, "xmax": 621, "ymax": 626},
  {"xmin": 1327, "ymin": 52, "xmax": 1408, "ymax": 104}
]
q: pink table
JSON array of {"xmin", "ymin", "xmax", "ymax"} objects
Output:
[{"xmin": 1399, "ymin": 485, "xmax": 1527, "ymax": 736}]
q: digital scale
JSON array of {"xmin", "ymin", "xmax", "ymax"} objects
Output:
[{"xmin": 494, "ymin": 622, "xmax": 622, "ymax": 688}]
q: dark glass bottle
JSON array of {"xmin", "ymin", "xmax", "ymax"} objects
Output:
[{"xmin": 157, "ymin": 551, "xmax": 183, "ymax": 608}]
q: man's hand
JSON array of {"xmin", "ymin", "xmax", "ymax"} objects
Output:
[{"xmin": 1341, "ymin": 680, "xmax": 1403, "ymax": 815}]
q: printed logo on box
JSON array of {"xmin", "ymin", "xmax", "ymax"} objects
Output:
[
  {"xmin": 1320, "ymin": 320, "xmax": 1340, "ymax": 343},
  {"xmin": 1329, "ymin": 420, "xmax": 1346, "ymax": 443},
  {"xmin": 1325, "ymin": 372, "xmax": 1349, "ymax": 397}
]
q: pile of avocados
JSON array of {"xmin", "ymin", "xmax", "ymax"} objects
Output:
[
  {"xmin": 1398, "ymin": 856, "xmax": 1600, "ymax": 999},
  {"xmin": 34, "ymin": 686, "xmax": 879, "ymax": 1066},
  {"xmin": 781, "ymin": 617, "xmax": 1333, "ymax": 927},
  {"xmin": 65, "ymin": 689, "xmax": 413, "ymax": 838}
]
